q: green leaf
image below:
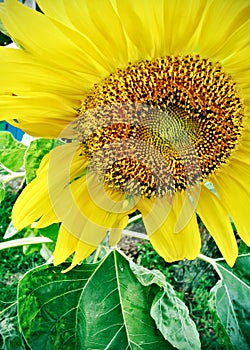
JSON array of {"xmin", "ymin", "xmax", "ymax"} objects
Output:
[
  {"xmin": 24, "ymin": 138, "xmax": 63, "ymax": 183},
  {"xmin": 209, "ymin": 284, "xmax": 234, "ymax": 349},
  {"xmin": 0, "ymin": 181, "xmax": 5, "ymax": 203},
  {"xmin": 0, "ymin": 303, "xmax": 26, "ymax": 350},
  {"xmin": 39, "ymin": 244, "xmax": 53, "ymax": 261},
  {"xmin": 37, "ymin": 224, "xmax": 59, "ymax": 244},
  {"xmin": 18, "ymin": 250, "xmax": 173, "ymax": 349},
  {"xmin": 0, "ymin": 132, "xmax": 26, "ymax": 171},
  {"xmin": 4, "ymin": 221, "xmax": 19, "ymax": 239},
  {"xmin": 130, "ymin": 263, "xmax": 200, "ymax": 350},
  {"xmin": 210, "ymin": 254, "xmax": 250, "ymax": 349},
  {"xmin": 22, "ymin": 224, "xmax": 58, "ymax": 256}
]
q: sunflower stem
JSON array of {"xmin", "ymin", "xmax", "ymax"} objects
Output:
[
  {"xmin": 3, "ymin": 173, "xmax": 25, "ymax": 184},
  {"xmin": 46, "ymin": 256, "xmax": 54, "ymax": 265},
  {"xmin": 93, "ymin": 245, "xmax": 102, "ymax": 264},
  {"xmin": 0, "ymin": 163, "xmax": 26, "ymax": 183},
  {"xmin": 0, "ymin": 163, "xmax": 14, "ymax": 174},
  {"xmin": 0, "ymin": 237, "xmax": 53, "ymax": 250},
  {"xmin": 198, "ymin": 253, "xmax": 223, "ymax": 279},
  {"xmin": 128, "ymin": 214, "xmax": 142, "ymax": 225},
  {"xmin": 122, "ymin": 229, "xmax": 148, "ymax": 240}
]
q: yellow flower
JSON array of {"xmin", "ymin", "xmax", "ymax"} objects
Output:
[{"xmin": 0, "ymin": 0, "xmax": 249, "ymax": 271}]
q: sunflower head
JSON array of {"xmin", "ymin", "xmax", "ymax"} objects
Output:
[
  {"xmin": 0, "ymin": 0, "xmax": 249, "ymax": 271},
  {"xmin": 75, "ymin": 54, "xmax": 244, "ymax": 198}
]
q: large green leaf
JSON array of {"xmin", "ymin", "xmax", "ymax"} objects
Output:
[
  {"xmin": 24, "ymin": 138, "xmax": 63, "ymax": 183},
  {"xmin": 131, "ymin": 263, "xmax": 200, "ymax": 349},
  {"xmin": 18, "ymin": 250, "xmax": 174, "ymax": 350},
  {"xmin": 0, "ymin": 132, "xmax": 26, "ymax": 171},
  {"xmin": 210, "ymin": 254, "xmax": 250, "ymax": 349}
]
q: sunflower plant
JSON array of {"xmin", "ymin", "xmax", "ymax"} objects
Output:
[{"xmin": 0, "ymin": 0, "xmax": 250, "ymax": 349}]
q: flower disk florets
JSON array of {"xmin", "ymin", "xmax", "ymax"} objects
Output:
[{"xmin": 74, "ymin": 55, "xmax": 244, "ymax": 198}]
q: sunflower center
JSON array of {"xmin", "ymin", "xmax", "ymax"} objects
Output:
[{"xmin": 75, "ymin": 54, "xmax": 243, "ymax": 197}]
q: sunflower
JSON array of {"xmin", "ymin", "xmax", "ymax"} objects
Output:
[{"xmin": 0, "ymin": 0, "xmax": 249, "ymax": 271}]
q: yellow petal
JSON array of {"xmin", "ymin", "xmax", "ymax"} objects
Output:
[
  {"xmin": 109, "ymin": 228, "xmax": 123, "ymax": 247},
  {"xmin": 140, "ymin": 191, "xmax": 201, "ymax": 262},
  {"xmin": 220, "ymin": 158, "xmax": 250, "ymax": 184},
  {"xmin": 29, "ymin": 144, "xmax": 131, "ymax": 244},
  {"xmin": 85, "ymin": 0, "xmax": 129, "ymax": 67},
  {"xmin": 116, "ymin": 0, "xmax": 211, "ymax": 59},
  {"xmin": 231, "ymin": 145, "xmax": 250, "ymax": 166},
  {"xmin": 212, "ymin": 172, "xmax": 250, "ymax": 246},
  {"xmin": 162, "ymin": 0, "xmax": 208, "ymax": 55},
  {"xmin": 38, "ymin": 0, "xmax": 129, "ymax": 70},
  {"xmin": 53, "ymin": 191, "xmax": 129, "ymax": 271},
  {"xmin": 197, "ymin": 185, "xmax": 238, "ymax": 266},
  {"xmin": 150, "ymin": 215, "xmax": 201, "ymax": 262},
  {"xmin": 12, "ymin": 156, "xmax": 53, "ymax": 230},
  {"xmin": 36, "ymin": 0, "xmax": 68, "ymax": 25},
  {"xmin": 0, "ymin": 47, "xmax": 89, "ymax": 97},
  {"xmin": 53, "ymin": 225, "xmax": 79, "ymax": 266},
  {"xmin": 34, "ymin": 210, "xmax": 59, "ymax": 229},
  {"xmin": 109, "ymin": 215, "xmax": 129, "ymax": 246},
  {"xmin": 51, "ymin": 177, "xmax": 130, "ymax": 245},
  {"xmin": 116, "ymin": 0, "xmax": 164, "ymax": 60},
  {"xmin": 197, "ymin": 0, "xmax": 249, "ymax": 60},
  {"xmin": 48, "ymin": 18, "xmax": 113, "ymax": 75},
  {"xmin": 53, "ymin": 225, "xmax": 97, "ymax": 272},
  {"xmin": 137, "ymin": 195, "xmax": 173, "ymax": 235},
  {"xmin": 0, "ymin": 93, "xmax": 77, "ymax": 138},
  {"xmin": 0, "ymin": 0, "xmax": 108, "ymax": 76},
  {"xmin": 12, "ymin": 143, "xmax": 84, "ymax": 229},
  {"xmin": 221, "ymin": 23, "xmax": 250, "ymax": 70},
  {"xmin": 13, "ymin": 141, "xmax": 128, "ymax": 249}
]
